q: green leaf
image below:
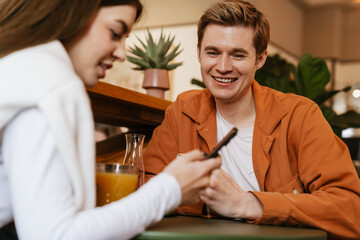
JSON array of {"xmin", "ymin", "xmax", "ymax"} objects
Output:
[
  {"xmin": 162, "ymin": 44, "xmax": 182, "ymax": 65},
  {"xmin": 128, "ymin": 45, "xmax": 149, "ymax": 63},
  {"xmin": 156, "ymin": 29, "xmax": 165, "ymax": 57},
  {"xmin": 158, "ymin": 35, "xmax": 175, "ymax": 59},
  {"xmin": 147, "ymin": 54, "xmax": 158, "ymax": 68},
  {"xmin": 333, "ymin": 110, "xmax": 360, "ymax": 127},
  {"xmin": 255, "ymin": 54, "xmax": 296, "ymax": 93},
  {"xmin": 320, "ymin": 105, "xmax": 336, "ymax": 125},
  {"xmin": 314, "ymin": 86, "xmax": 351, "ymax": 105},
  {"xmin": 191, "ymin": 78, "xmax": 206, "ymax": 88},
  {"xmin": 146, "ymin": 29, "xmax": 157, "ymax": 62},
  {"xmin": 135, "ymin": 36, "xmax": 148, "ymax": 51},
  {"xmin": 166, "ymin": 62, "xmax": 183, "ymax": 70},
  {"xmin": 132, "ymin": 66, "xmax": 144, "ymax": 71},
  {"xmin": 296, "ymin": 54, "xmax": 330, "ymax": 100},
  {"xmin": 127, "ymin": 56, "xmax": 151, "ymax": 69}
]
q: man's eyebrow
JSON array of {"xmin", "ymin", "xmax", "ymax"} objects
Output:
[
  {"xmin": 203, "ymin": 46, "xmax": 249, "ymax": 54},
  {"xmin": 203, "ymin": 46, "xmax": 219, "ymax": 51},
  {"xmin": 233, "ymin": 48, "xmax": 249, "ymax": 54}
]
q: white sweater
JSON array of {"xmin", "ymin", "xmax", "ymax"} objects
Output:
[
  {"xmin": 0, "ymin": 41, "xmax": 181, "ymax": 239},
  {"xmin": 0, "ymin": 41, "xmax": 96, "ymax": 211}
]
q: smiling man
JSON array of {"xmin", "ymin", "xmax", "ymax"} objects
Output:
[{"xmin": 143, "ymin": 1, "xmax": 360, "ymax": 239}]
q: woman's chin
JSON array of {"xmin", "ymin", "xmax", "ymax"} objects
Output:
[{"xmin": 84, "ymin": 77, "xmax": 99, "ymax": 88}]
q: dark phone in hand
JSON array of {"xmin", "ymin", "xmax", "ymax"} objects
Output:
[{"xmin": 204, "ymin": 127, "xmax": 238, "ymax": 159}]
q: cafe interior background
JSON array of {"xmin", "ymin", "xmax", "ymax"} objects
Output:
[{"xmin": 99, "ymin": 0, "xmax": 360, "ymax": 160}]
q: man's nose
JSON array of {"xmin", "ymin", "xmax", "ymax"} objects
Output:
[{"xmin": 216, "ymin": 54, "xmax": 232, "ymax": 73}]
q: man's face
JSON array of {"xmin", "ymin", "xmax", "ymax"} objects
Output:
[{"xmin": 197, "ymin": 24, "xmax": 267, "ymax": 105}]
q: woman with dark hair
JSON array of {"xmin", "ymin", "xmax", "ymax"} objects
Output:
[{"xmin": 0, "ymin": 0, "xmax": 221, "ymax": 239}]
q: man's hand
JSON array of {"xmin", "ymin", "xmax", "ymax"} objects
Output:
[
  {"xmin": 200, "ymin": 169, "xmax": 264, "ymax": 220},
  {"xmin": 164, "ymin": 150, "xmax": 221, "ymax": 206}
]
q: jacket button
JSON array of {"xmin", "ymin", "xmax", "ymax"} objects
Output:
[{"xmin": 293, "ymin": 189, "xmax": 299, "ymax": 194}]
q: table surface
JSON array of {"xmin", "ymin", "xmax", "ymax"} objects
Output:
[{"xmin": 134, "ymin": 216, "xmax": 327, "ymax": 240}]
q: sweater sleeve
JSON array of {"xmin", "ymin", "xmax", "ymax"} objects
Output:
[
  {"xmin": 3, "ymin": 108, "xmax": 181, "ymax": 240},
  {"xmin": 251, "ymin": 104, "xmax": 360, "ymax": 240}
]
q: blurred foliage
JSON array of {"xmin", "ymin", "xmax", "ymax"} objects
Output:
[
  {"xmin": 256, "ymin": 53, "xmax": 360, "ymax": 137},
  {"xmin": 191, "ymin": 78, "xmax": 205, "ymax": 88}
]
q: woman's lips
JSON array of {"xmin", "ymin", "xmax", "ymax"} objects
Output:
[
  {"xmin": 98, "ymin": 64, "xmax": 106, "ymax": 78},
  {"xmin": 98, "ymin": 63, "xmax": 113, "ymax": 78}
]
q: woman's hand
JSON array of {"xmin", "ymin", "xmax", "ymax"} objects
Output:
[{"xmin": 163, "ymin": 150, "xmax": 221, "ymax": 205}]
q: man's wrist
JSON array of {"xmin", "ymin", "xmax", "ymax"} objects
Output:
[{"xmin": 242, "ymin": 192, "xmax": 264, "ymax": 220}]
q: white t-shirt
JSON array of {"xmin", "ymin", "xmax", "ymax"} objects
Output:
[{"xmin": 216, "ymin": 110, "xmax": 260, "ymax": 192}]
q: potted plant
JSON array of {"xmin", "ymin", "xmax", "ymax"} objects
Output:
[{"xmin": 127, "ymin": 29, "xmax": 183, "ymax": 99}]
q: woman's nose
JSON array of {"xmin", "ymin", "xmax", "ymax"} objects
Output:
[{"xmin": 112, "ymin": 40, "xmax": 126, "ymax": 62}]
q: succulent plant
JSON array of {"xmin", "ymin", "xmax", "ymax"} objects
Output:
[{"xmin": 127, "ymin": 29, "xmax": 183, "ymax": 71}]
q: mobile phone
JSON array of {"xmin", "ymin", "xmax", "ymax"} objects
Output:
[{"xmin": 204, "ymin": 127, "xmax": 238, "ymax": 159}]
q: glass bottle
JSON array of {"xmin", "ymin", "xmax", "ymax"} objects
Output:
[{"xmin": 123, "ymin": 133, "xmax": 145, "ymax": 187}]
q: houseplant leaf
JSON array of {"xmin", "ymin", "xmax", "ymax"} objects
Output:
[
  {"xmin": 127, "ymin": 56, "xmax": 151, "ymax": 70},
  {"xmin": 295, "ymin": 54, "xmax": 330, "ymax": 100},
  {"xmin": 314, "ymin": 86, "xmax": 351, "ymax": 105},
  {"xmin": 252, "ymin": 53, "xmax": 359, "ymax": 139},
  {"xmin": 166, "ymin": 62, "xmax": 183, "ymax": 71},
  {"xmin": 191, "ymin": 78, "xmax": 206, "ymax": 88},
  {"xmin": 127, "ymin": 29, "xmax": 182, "ymax": 71}
]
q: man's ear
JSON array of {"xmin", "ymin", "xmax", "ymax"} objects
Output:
[
  {"xmin": 256, "ymin": 50, "xmax": 268, "ymax": 70},
  {"xmin": 197, "ymin": 46, "xmax": 201, "ymax": 63}
]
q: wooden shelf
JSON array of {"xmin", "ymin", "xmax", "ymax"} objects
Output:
[
  {"xmin": 87, "ymin": 81, "xmax": 172, "ymax": 161},
  {"xmin": 87, "ymin": 81, "xmax": 171, "ymax": 128}
]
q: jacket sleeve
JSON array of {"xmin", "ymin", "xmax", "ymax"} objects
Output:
[
  {"xmin": 143, "ymin": 102, "xmax": 180, "ymax": 182},
  {"xmin": 251, "ymin": 104, "xmax": 360, "ymax": 240}
]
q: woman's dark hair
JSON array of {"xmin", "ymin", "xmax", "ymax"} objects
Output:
[
  {"xmin": 0, "ymin": 0, "xmax": 143, "ymax": 58},
  {"xmin": 100, "ymin": 0, "xmax": 143, "ymax": 21}
]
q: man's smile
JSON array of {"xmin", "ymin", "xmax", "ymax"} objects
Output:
[{"xmin": 212, "ymin": 76, "xmax": 238, "ymax": 83}]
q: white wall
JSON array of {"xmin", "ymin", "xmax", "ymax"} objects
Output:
[{"xmin": 254, "ymin": 0, "xmax": 304, "ymax": 57}]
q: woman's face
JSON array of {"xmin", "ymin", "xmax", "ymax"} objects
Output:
[{"xmin": 65, "ymin": 5, "xmax": 137, "ymax": 87}]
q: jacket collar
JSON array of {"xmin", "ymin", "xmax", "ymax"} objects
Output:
[
  {"xmin": 181, "ymin": 88, "xmax": 215, "ymax": 124},
  {"xmin": 180, "ymin": 81, "xmax": 288, "ymax": 150},
  {"xmin": 252, "ymin": 80, "xmax": 288, "ymax": 136},
  {"xmin": 181, "ymin": 88, "xmax": 217, "ymax": 151},
  {"xmin": 182, "ymin": 81, "xmax": 288, "ymax": 132}
]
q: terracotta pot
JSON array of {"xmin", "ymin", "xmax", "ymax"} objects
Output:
[{"xmin": 142, "ymin": 69, "xmax": 169, "ymax": 99}]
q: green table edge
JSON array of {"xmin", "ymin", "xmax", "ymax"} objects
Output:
[{"xmin": 136, "ymin": 230, "xmax": 325, "ymax": 240}]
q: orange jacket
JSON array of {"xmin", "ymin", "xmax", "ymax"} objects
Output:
[{"xmin": 144, "ymin": 81, "xmax": 360, "ymax": 239}]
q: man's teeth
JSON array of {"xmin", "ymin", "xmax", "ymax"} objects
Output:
[{"xmin": 214, "ymin": 77, "xmax": 236, "ymax": 83}]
